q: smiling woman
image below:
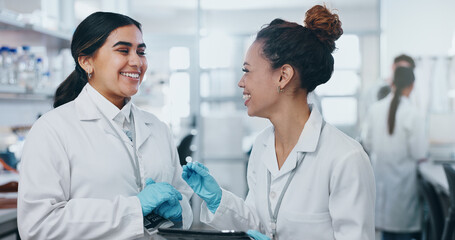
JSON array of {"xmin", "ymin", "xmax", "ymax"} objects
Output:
[
  {"xmin": 17, "ymin": 12, "xmax": 193, "ymax": 239},
  {"xmin": 78, "ymin": 25, "xmax": 148, "ymax": 109},
  {"xmin": 182, "ymin": 4, "xmax": 375, "ymax": 240},
  {"xmin": 53, "ymin": 12, "xmax": 147, "ymax": 109}
]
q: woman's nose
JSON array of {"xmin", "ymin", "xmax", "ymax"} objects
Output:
[
  {"xmin": 238, "ymin": 76, "xmax": 245, "ymax": 88},
  {"xmin": 129, "ymin": 54, "xmax": 143, "ymax": 67}
]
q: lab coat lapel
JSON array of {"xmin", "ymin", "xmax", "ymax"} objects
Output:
[
  {"xmin": 264, "ymin": 106, "xmax": 323, "ymax": 178},
  {"xmin": 75, "ymin": 88, "xmax": 102, "ymax": 121},
  {"xmin": 293, "ymin": 106, "xmax": 323, "ymax": 154},
  {"xmin": 262, "ymin": 131, "xmax": 280, "ymax": 176},
  {"xmin": 261, "ymin": 128, "xmax": 297, "ymax": 178},
  {"xmin": 132, "ymin": 105, "xmax": 154, "ymax": 150},
  {"xmin": 75, "ymin": 87, "xmax": 127, "ymax": 142}
]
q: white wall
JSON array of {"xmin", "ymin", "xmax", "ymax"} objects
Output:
[
  {"xmin": 137, "ymin": 5, "xmax": 378, "ymax": 36},
  {"xmin": 381, "ymin": 0, "xmax": 455, "ymax": 77}
]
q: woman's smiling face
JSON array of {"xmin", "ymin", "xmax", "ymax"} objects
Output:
[
  {"xmin": 87, "ymin": 24, "xmax": 147, "ymax": 106},
  {"xmin": 238, "ymin": 41, "xmax": 281, "ymax": 118}
]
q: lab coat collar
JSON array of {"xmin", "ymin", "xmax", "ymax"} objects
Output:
[
  {"xmin": 75, "ymin": 84, "xmax": 155, "ymax": 149},
  {"xmin": 131, "ymin": 104, "xmax": 155, "ymax": 149},
  {"xmin": 118, "ymin": 98, "xmax": 132, "ymax": 124},
  {"xmin": 75, "ymin": 84, "xmax": 102, "ymax": 121},
  {"xmin": 85, "ymin": 83, "xmax": 130, "ymax": 121},
  {"xmin": 262, "ymin": 105, "xmax": 323, "ymax": 177},
  {"xmin": 75, "ymin": 84, "xmax": 131, "ymax": 144}
]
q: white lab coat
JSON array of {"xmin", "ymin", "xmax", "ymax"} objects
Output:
[
  {"xmin": 201, "ymin": 107, "xmax": 375, "ymax": 240},
  {"xmin": 17, "ymin": 85, "xmax": 193, "ymax": 240},
  {"xmin": 363, "ymin": 95, "xmax": 428, "ymax": 232}
]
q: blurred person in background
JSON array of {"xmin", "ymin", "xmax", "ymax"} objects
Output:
[
  {"xmin": 182, "ymin": 5, "xmax": 375, "ymax": 240},
  {"xmin": 17, "ymin": 12, "xmax": 192, "ymax": 239},
  {"xmin": 377, "ymin": 54, "xmax": 416, "ymax": 101},
  {"xmin": 363, "ymin": 66, "xmax": 428, "ymax": 240}
]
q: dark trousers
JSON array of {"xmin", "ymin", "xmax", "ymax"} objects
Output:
[{"xmin": 382, "ymin": 231, "xmax": 421, "ymax": 240}]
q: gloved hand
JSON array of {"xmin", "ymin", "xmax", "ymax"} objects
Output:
[
  {"xmin": 247, "ymin": 230, "xmax": 270, "ymax": 240},
  {"xmin": 153, "ymin": 198, "xmax": 182, "ymax": 221},
  {"xmin": 137, "ymin": 178, "xmax": 182, "ymax": 216},
  {"xmin": 182, "ymin": 162, "xmax": 221, "ymax": 213}
]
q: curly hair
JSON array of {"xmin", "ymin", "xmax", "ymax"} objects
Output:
[{"xmin": 255, "ymin": 5, "xmax": 343, "ymax": 92}]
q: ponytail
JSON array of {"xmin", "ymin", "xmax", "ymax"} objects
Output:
[
  {"xmin": 387, "ymin": 90, "xmax": 401, "ymax": 134},
  {"xmin": 387, "ymin": 66, "xmax": 415, "ymax": 135},
  {"xmin": 53, "ymin": 66, "xmax": 87, "ymax": 108}
]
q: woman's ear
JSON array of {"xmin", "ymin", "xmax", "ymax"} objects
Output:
[
  {"xmin": 278, "ymin": 64, "xmax": 295, "ymax": 89},
  {"xmin": 78, "ymin": 55, "xmax": 93, "ymax": 75}
]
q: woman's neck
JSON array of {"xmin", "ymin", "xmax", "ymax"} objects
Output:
[
  {"xmin": 89, "ymin": 82, "xmax": 125, "ymax": 109},
  {"xmin": 111, "ymin": 97, "xmax": 125, "ymax": 109},
  {"xmin": 270, "ymin": 100, "xmax": 310, "ymax": 170}
]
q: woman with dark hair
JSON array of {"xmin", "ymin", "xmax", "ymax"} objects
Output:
[
  {"xmin": 17, "ymin": 12, "xmax": 192, "ymax": 239},
  {"xmin": 364, "ymin": 66, "xmax": 428, "ymax": 240},
  {"xmin": 182, "ymin": 5, "xmax": 375, "ymax": 240}
]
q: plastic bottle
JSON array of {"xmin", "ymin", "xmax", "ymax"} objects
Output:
[
  {"xmin": 8, "ymin": 48, "xmax": 18, "ymax": 85},
  {"xmin": 17, "ymin": 45, "xmax": 35, "ymax": 89},
  {"xmin": 41, "ymin": 71, "xmax": 51, "ymax": 89},
  {"xmin": 35, "ymin": 57, "xmax": 43, "ymax": 89},
  {"xmin": 0, "ymin": 47, "xmax": 5, "ymax": 85},
  {"xmin": 0, "ymin": 47, "xmax": 13, "ymax": 85},
  {"xmin": 2, "ymin": 47, "xmax": 12, "ymax": 85}
]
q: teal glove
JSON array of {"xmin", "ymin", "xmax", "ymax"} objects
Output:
[
  {"xmin": 247, "ymin": 230, "xmax": 270, "ymax": 240},
  {"xmin": 182, "ymin": 162, "xmax": 221, "ymax": 213},
  {"xmin": 137, "ymin": 178, "xmax": 182, "ymax": 216},
  {"xmin": 153, "ymin": 199, "xmax": 182, "ymax": 221}
]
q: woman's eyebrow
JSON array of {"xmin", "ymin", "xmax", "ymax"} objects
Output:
[
  {"xmin": 112, "ymin": 41, "xmax": 132, "ymax": 47},
  {"xmin": 112, "ymin": 41, "xmax": 147, "ymax": 48}
]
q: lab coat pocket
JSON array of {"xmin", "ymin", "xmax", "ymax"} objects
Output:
[{"xmin": 280, "ymin": 211, "xmax": 334, "ymax": 240}]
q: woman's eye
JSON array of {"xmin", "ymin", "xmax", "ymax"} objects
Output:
[
  {"xmin": 137, "ymin": 50, "xmax": 146, "ymax": 56},
  {"xmin": 242, "ymin": 68, "xmax": 249, "ymax": 73},
  {"xmin": 118, "ymin": 49, "xmax": 128, "ymax": 54}
]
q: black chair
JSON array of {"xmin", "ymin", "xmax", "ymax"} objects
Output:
[
  {"xmin": 418, "ymin": 172, "xmax": 445, "ymax": 240},
  {"xmin": 177, "ymin": 133, "xmax": 195, "ymax": 166},
  {"xmin": 442, "ymin": 164, "xmax": 455, "ymax": 240}
]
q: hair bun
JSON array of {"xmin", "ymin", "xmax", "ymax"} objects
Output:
[{"xmin": 304, "ymin": 5, "xmax": 343, "ymax": 52}]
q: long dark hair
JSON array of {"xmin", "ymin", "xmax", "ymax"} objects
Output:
[
  {"xmin": 53, "ymin": 12, "xmax": 142, "ymax": 108},
  {"xmin": 255, "ymin": 5, "xmax": 343, "ymax": 92},
  {"xmin": 387, "ymin": 66, "xmax": 415, "ymax": 135}
]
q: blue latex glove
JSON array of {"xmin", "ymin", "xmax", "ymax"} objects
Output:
[
  {"xmin": 182, "ymin": 162, "xmax": 221, "ymax": 213},
  {"xmin": 153, "ymin": 198, "xmax": 182, "ymax": 221},
  {"xmin": 137, "ymin": 178, "xmax": 182, "ymax": 216},
  {"xmin": 247, "ymin": 230, "xmax": 270, "ymax": 240}
]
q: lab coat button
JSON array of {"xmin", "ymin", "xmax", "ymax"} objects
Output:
[{"xmin": 270, "ymin": 191, "xmax": 276, "ymax": 199}]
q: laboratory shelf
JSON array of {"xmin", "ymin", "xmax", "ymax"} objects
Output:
[
  {"xmin": 0, "ymin": 85, "xmax": 25, "ymax": 94},
  {"xmin": 0, "ymin": 85, "xmax": 54, "ymax": 100},
  {"xmin": 0, "ymin": 9, "xmax": 68, "ymax": 100},
  {"xmin": 0, "ymin": 10, "xmax": 71, "ymax": 49}
]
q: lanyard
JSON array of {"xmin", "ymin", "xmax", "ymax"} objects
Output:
[
  {"xmin": 96, "ymin": 106, "xmax": 143, "ymax": 191},
  {"xmin": 267, "ymin": 152, "xmax": 306, "ymax": 240},
  {"xmin": 267, "ymin": 120, "xmax": 325, "ymax": 240}
]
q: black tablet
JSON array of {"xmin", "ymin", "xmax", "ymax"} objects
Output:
[{"xmin": 157, "ymin": 228, "xmax": 251, "ymax": 240}]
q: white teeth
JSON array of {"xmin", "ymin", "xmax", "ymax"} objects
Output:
[
  {"xmin": 120, "ymin": 72, "xmax": 140, "ymax": 78},
  {"xmin": 243, "ymin": 94, "xmax": 251, "ymax": 100}
]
